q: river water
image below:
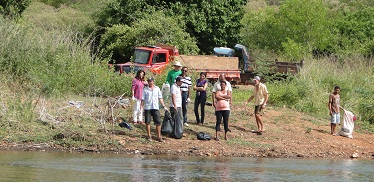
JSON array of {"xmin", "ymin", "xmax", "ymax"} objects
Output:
[{"xmin": 0, "ymin": 150, "xmax": 373, "ymax": 181}]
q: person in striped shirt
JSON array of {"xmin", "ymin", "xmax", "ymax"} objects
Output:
[{"xmin": 180, "ymin": 66, "xmax": 192, "ymax": 126}]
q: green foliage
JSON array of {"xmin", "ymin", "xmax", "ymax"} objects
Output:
[
  {"xmin": 0, "ymin": 16, "xmax": 124, "ymax": 97},
  {"xmin": 99, "ymin": 10, "xmax": 199, "ymax": 62},
  {"xmin": 97, "ymin": 0, "xmax": 246, "ymax": 60},
  {"xmin": 21, "ymin": 1, "xmax": 95, "ymax": 35},
  {"xmin": 242, "ymin": 0, "xmax": 333, "ymax": 58},
  {"xmin": 335, "ymin": 7, "xmax": 374, "ymax": 57},
  {"xmin": 0, "ymin": 0, "xmax": 30, "ymax": 18},
  {"xmin": 168, "ymin": 0, "xmax": 247, "ymax": 54}
]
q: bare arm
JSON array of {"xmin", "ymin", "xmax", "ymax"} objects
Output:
[{"xmin": 244, "ymin": 95, "xmax": 254, "ymax": 105}]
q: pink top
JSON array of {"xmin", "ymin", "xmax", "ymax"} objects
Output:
[
  {"xmin": 132, "ymin": 78, "xmax": 145, "ymax": 99},
  {"xmin": 215, "ymin": 90, "xmax": 230, "ymax": 111}
]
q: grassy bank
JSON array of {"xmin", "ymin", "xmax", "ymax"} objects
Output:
[{"xmin": 1, "ymin": 3, "xmax": 373, "ymax": 148}]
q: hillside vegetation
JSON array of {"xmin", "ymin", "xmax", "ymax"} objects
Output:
[{"xmin": 0, "ymin": 0, "xmax": 373, "ymax": 148}]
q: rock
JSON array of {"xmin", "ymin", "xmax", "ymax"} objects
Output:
[{"xmin": 351, "ymin": 152, "xmax": 359, "ymax": 158}]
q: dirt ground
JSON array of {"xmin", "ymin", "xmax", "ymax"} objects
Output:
[
  {"xmin": 1, "ymin": 92, "xmax": 374, "ymax": 159},
  {"xmin": 107, "ymin": 105, "xmax": 374, "ymax": 159}
]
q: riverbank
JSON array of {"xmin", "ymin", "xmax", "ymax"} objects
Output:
[{"xmin": 1, "ymin": 101, "xmax": 373, "ymax": 159}]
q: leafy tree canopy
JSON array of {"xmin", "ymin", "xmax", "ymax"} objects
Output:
[
  {"xmin": 0, "ymin": 0, "xmax": 31, "ymax": 18},
  {"xmin": 97, "ymin": 0, "xmax": 247, "ymax": 59},
  {"xmin": 100, "ymin": 9, "xmax": 199, "ymax": 63}
]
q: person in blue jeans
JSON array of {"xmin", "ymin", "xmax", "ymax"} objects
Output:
[
  {"xmin": 180, "ymin": 66, "xmax": 192, "ymax": 126},
  {"xmin": 193, "ymin": 72, "xmax": 208, "ymax": 125}
]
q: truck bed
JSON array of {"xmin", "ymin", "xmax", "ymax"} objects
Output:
[{"xmin": 176, "ymin": 55, "xmax": 240, "ymax": 82}]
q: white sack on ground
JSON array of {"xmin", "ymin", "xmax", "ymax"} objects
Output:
[{"xmin": 338, "ymin": 110, "xmax": 355, "ymax": 138}]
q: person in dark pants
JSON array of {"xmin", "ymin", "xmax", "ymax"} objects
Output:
[
  {"xmin": 193, "ymin": 72, "xmax": 208, "ymax": 125},
  {"xmin": 180, "ymin": 66, "xmax": 192, "ymax": 127},
  {"xmin": 214, "ymin": 81, "xmax": 231, "ymax": 140}
]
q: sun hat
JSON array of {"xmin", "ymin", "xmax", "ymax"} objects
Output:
[
  {"xmin": 253, "ymin": 76, "xmax": 261, "ymax": 81},
  {"xmin": 173, "ymin": 61, "xmax": 183, "ymax": 67}
]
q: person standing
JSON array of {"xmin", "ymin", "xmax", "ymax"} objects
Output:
[
  {"xmin": 329, "ymin": 86, "xmax": 341, "ymax": 136},
  {"xmin": 170, "ymin": 76, "xmax": 183, "ymax": 122},
  {"xmin": 141, "ymin": 77, "xmax": 167, "ymax": 142},
  {"xmin": 193, "ymin": 72, "xmax": 208, "ymax": 125},
  {"xmin": 214, "ymin": 81, "xmax": 231, "ymax": 140},
  {"xmin": 180, "ymin": 66, "xmax": 192, "ymax": 127},
  {"xmin": 165, "ymin": 61, "xmax": 183, "ymax": 85},
  {"xmin": 244, "ymin": 76, "xmax": 268, "ymax": 134},
  {"xmin": 212, "ymin": 73, "xmax": 232, "ymax": 107},
  {"xmin": 131, "ymin": 70, "xmax": 146, "ymax": 124},
  {"xmin": 212, "ymin": 73, "xmax": 232, "ymax": 131}
]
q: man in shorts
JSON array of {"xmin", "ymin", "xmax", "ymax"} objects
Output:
[
  {"xmin": 141, "ymin": 77, "xmax": 167, "ymax": 142},
  {"xmin": 244, "ymin": 76, "xmax": 268, "ymax": 134},
  {"xmin": 329, "ymin": 86, "xmax": 341, "ymax": 135}
]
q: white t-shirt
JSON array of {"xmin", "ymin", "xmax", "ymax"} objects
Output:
[{"xmin": 170, "ymin": 84, "xmax": 182, "ymax": 108}]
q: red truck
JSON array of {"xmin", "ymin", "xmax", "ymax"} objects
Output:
[
  {"xmin": 113, "ymin": 44, "xmax": 241, "ymax": 83},
  {"xmin": 112, "ymin": 44, "xmax": 179, "ymax": 74}
]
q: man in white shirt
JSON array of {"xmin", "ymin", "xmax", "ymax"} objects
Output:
[
  {"xmin": 141, "ymin": 77, "xmax": 167, "ymax": 142},
  {"xmin": 170, "ymin": 76, "xmax": 183, "ymax": 121}
]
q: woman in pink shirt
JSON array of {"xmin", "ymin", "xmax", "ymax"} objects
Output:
[
  {"xmin": 214, "ymin": 81, "xmax": 231, "ymax": 140},
  {"xmin": 132, "ymin": 70, "xmax": 146, "ymax": 124}
]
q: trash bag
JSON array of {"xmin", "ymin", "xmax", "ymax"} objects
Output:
[
  {"xmin": 162, "ymin": 83, "xmax": 170, "ymax": 101},
  {"xmin": 338, "ymin": 110, "xmax": 355, "ymax": 138},
  {"xmin": 161, "ymin": 110, "xmax": 173, "ymax": 136},
  {"xmin": 197, "ymin": 132, "xmax": 211, "ymax": 140},
  {"xmin": 172, "ymin": 109, "xmax": 183, "ymax": 139},
  {"xmin": 119, "ymin": 121, "xmax": 132, "ymax": 130}
]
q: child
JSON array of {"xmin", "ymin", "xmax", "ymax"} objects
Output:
[{"xmin": 328, "ymin": 86, "xmax": 341, "ymax": 135}]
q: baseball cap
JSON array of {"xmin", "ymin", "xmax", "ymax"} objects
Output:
[
  {"xmin": 253, "ymin": 76, "xmax": 261, "ymax": 81},
  {"xmin": 147, "ymin": 77, "xmax": 154, "ymax": 81}
]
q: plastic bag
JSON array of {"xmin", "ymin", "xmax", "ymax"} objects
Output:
[
  {"xmin": 197, "ymin": 132, "xmax": 211, "ymax": 140},
  {"xmin": 338, "ymin": 110, "xmax": 355, "ymax": 138},
  {"xmin": 162, "ymin": 83, "xmax": 170, "ymax": 101},
  {"xmin": 172, "ymin": 109, "xmax": 183, "ymax": 139},
  {"xmin": 161, "ymin": 110, "xmax": 173, "ymax": 136}
]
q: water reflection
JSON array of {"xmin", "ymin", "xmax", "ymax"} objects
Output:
[{"xmin": 0, "ymin": 151, "xmax": 373, "ymax": 181}]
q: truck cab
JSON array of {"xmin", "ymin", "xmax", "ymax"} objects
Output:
[{"xmin": 114, "ymin": 45, "xmax": 179, "ymax": 74}]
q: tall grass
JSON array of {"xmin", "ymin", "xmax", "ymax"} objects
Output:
[{"xmin": 267, "ymin": 57, "xmax": 374, "ymax": 126}]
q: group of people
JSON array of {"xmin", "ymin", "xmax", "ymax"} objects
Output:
[{"xmin": 130, "ymin": 61, "xmax": 269, "ymax": 142}]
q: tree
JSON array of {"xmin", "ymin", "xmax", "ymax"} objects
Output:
[
  {"xmin": 99, "ymin": 10, "xmax": 199, "ymax": 63},
  {"xmin": 241, "ymin": 0, "xmax": 333, "ymax": 58},
  {"xmin": 0, "ymin": 0, "xmax": 31, "ymax": 18},
  {"xmin": 97, "ymin": 0, "xmax": 247, "ymax": 56}
]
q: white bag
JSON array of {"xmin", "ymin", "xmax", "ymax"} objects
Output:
[
  {"xmin": 162, "ymin": 83, "xmax": 170, "ymax": 101},
  {"xmin": 338, "ymin": 110, "xmax": 355, "ymax": 138}
]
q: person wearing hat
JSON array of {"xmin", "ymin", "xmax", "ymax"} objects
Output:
[
  {"xmin": 141, "ymin": 77, "xmax": 168, "ymax": 142},
  {"xmin": 244, "ymin": 76, "xmax": 268, "ymax": 134},
  {"xmin": 165, "ymin": 61, "xmax": 183, "ymax": 85}
]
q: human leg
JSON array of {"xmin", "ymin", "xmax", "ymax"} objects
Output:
[
  {"xmin": 254, "ymin": 105, "xmax": 263, "ymax": 132},
  {"xmin": 132, "ymin": 100, "xmax": 140, "ymax": 123},
  {"xmin": 222, "ymin": 110, "xmax": 230, "ymax": 140},
  {"xmin": 200, "ymin": 95, "xmax": 207, "ymax": 124},
  {"xmin": 144, "ymin": 110, "xmax": 152, "ymax": 140},
  {"xmin": 182, "ymin": 92, "xmax": 188, "ymax": 124},
  {"xmin": 194, "ymin": 96, "xmax": 201, "ymax": 124},
  {"xmin": 151, "ymin": 110, "xmax": 162, "ymax": 140},
  {"xmin": 330, "ymin": 113, "xmax": 340, "ymax": 135},
  {"xmin": 215, "ymin": 111, "xmax": 223, "ymax": 140}
]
